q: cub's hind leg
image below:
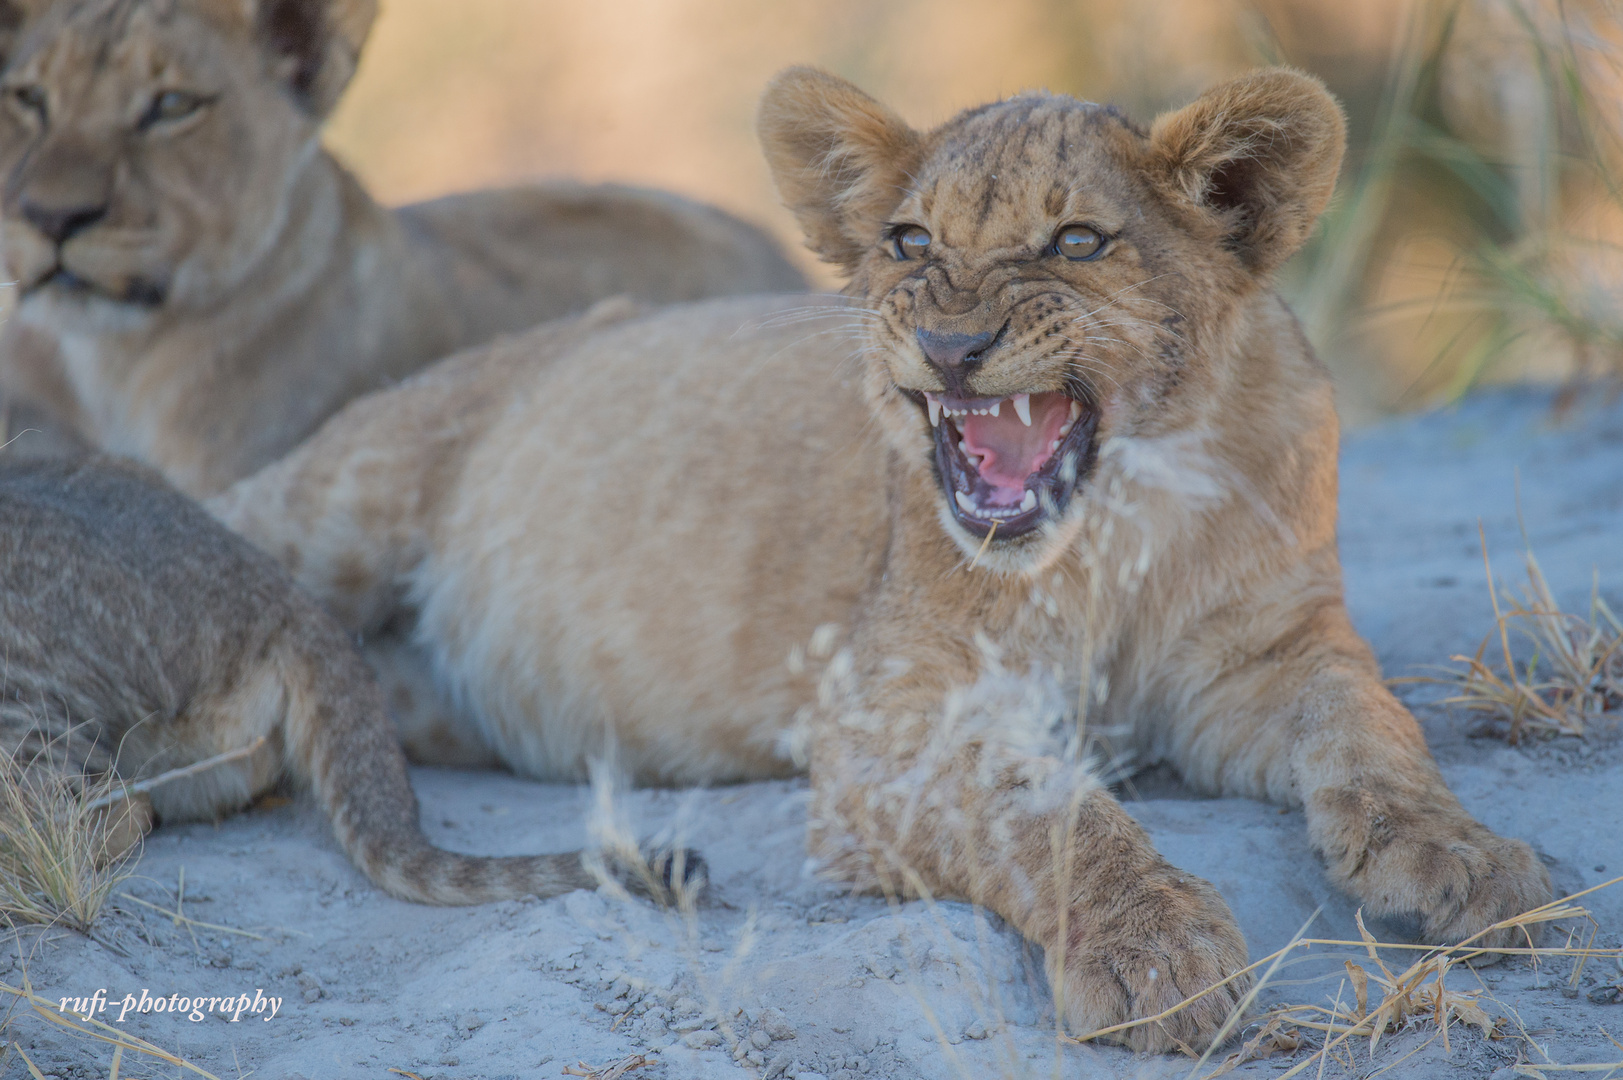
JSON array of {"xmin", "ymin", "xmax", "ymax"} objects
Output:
[
  {"xmin": 0, "ymin": 698, "xmax": 153, "ymax": 860},
  {"xmin": 208, "ymin": 305, "xmax": 641, "ymax": 764},
  {"xmin": 264, "ymin": 611, "xmax": 703, "ymax": 904}
]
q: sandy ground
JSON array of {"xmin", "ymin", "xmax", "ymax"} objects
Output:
[{"xmin": 5, "ymin": 386, "xmax": 1623, "ymax": 1080}]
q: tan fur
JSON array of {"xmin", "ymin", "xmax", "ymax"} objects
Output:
[
  {"xmin": 215, "ymin": 68, "xmax": 1552, "ymax": 1052},
  {"xmin": 0, "ymin": 454, "xmax": 700, "ymax": 904},
  {"xmin": 0, "ymin": 0, "xmax": 803, "ymax": 497}
]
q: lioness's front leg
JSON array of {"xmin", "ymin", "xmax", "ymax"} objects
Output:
[
  {"xmin": 1157, "ymin": 598, "xmax": 1552, "ymax": 947},
  {"xmin": 811, "ymin": 673, "xmax": 1251, "ymax": 1053}
]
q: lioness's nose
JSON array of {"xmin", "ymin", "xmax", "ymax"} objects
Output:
[
  {"xmin": 916, "ymin": 328, "xmax": 996, "ymax": 372},
  {"xmin": 21, "ymin": 198, "xmax": 106, "ymax": 244}
]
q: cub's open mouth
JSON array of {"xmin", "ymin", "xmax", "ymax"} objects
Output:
[{"xmin": 919, "ymin": 389, "xmax": 1100, "ymax": 538}]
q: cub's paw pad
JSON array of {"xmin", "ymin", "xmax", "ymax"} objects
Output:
[{"xmin": 1055, "ymin": 872, "xmax": 1252, "ymax": 1054}]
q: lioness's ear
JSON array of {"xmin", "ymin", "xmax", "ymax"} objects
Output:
[
  {"xmin": 0, "ymin": 0, "xmax": 42, "ymax": 70},
  {"xmin": 758, "ymin": 67, "xmax": 922, "ymax": 275},
  {"xmin": 251, "ymin": 0, "xmax": 377, "ymax": 118},
  {"xmin": 1148, "ymin": 68, "xmax": 1345, "ymax": 275}
]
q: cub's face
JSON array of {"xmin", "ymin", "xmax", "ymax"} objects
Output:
[
  {"xmin": 760, "ymin": 69, "xmax": 1344, "ymax": 562},
  {"xmin": 0, "ymin": 0, "xmax": 372, "ymax": 320}
]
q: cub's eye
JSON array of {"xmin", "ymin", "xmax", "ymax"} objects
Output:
[
  {"xmin": 8, "ymin": 85, "xmax": 46, "ymax": 121},
  {"xmin": 892, "ymin": 225, "xmax": 932, "ymax": 260},
  {"xmin": 140, "ymin": 90, "xmax": 209, "ymax": 129},
  {"xmin": 1053, "ymin": 224, "xmax": 1105, "ymax": 261}
]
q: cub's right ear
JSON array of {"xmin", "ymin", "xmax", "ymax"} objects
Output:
[{"xmin": 757, "ymin": 67, "xmax": 921, "ymax": 276}]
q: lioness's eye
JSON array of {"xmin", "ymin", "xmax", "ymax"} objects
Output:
[
  {"xmin": 140, "ymin": 90, "xmax": 209, "ymax": 129},
  {"xmin": 892, "ymin": 225, "xmax": 932, "ymax": 260},
  {"xmin": 1053, "ymin": 224, "xmax": 1104, "ymax": 261},
  {"xmin": 8, "ymin": 85, "xmax": 46, "ymax": 122}
]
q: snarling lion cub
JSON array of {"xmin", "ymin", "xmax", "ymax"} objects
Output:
[
  {"xmin": 0, "ymin": 0, "xmax": 802, "ymax": 496},
  {"xmin": 215, "ymin": 68, "xmax": 1552, "ymax": 1050}
]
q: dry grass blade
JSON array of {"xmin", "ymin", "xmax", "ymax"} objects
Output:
[
  {"xmin": 561, "ymin": 1053, "xmax": 654, "ymax": 1079},
  {"xmin": 114, "ymin": 892, "xmax": 266, "ymax": 940},
  {"xmin": 1403, "ymin": 525, "xmax": 1621, "ymax": 742},
  {"xmin": 1202, "ymin": 1014, "xmax": 1302, "ymax": 1078},
  {"xmin": 0, "ymin": 747, "xmax": 141, "ymax": 932},
  {"xmin": 81, "ymin": 737, "xmax": 266, "ymax": 812},
  {"xmin": 10, "ymin": 1042, "xmax": 48, "ymax": 1080}
]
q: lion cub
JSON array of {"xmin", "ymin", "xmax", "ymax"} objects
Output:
[
  {"xmin": 0, "ymin": 456, "xmax": 694, "ymax": 904},
  {"xmin": 0, "ymin": 0, "xmax": 803, "ymax": 495},
  {"xmin": 215, "ymin": 68, "xmax": 1552, "ymax": 1050}
]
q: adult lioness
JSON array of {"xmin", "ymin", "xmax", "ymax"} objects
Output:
[
  {"xmin": 0, "ymin": 0, "xmax": 803, "ymax": 496},
  {"xmin": 214, "ymin": 68, "xmax": 1552, "ymax": 1051}
]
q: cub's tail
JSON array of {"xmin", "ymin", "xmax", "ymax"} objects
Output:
[{"xmin": 276, "ymin": 619, "xmax": 703, "ymax": 906}]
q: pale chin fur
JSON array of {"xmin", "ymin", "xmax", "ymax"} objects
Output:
[
  {"xmin": 936, "ymin": 492, "xmax": 1091, "ymax": 577},
  {"xmin": 16, "ymin": 287, "xmax": 158, "ymax": 335}
]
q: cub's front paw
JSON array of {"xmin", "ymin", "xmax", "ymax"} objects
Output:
[
  {"xmin": 1052, "ymin": 866, "xmax": 1251, "ymax": 1054},
  {"xmin": 1334, "ymin": 807, "xmax": 1552, "ymax": 949}
]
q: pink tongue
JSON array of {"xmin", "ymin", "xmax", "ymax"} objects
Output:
[{"xmin": 960, "ymin": 395, "xmax": 1071, "ymax": 505}]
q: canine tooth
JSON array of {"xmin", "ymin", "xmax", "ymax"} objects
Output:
[
  {"xmin": 927, "ymin": 396, "xmax": 941, "ymax": 427},
  {"xmin": 1069, "ymin": 400, "xmax": 1083, "ymax": 422},
  {"xmin": 1012, "ymin": 393, "xmax": 1030, "ymax": 426},
  {"xmin": 955, "ymin": 490, "xmax": 976, "ymax": 513},
  {"xmin": 1020, "ymin": 489, "xmax": 1037, "ymax": 512},
  {"xmin": 989, "ymin": 401, "xmax": 1001, "ymax": 418}
]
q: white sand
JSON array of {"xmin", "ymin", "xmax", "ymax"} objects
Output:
[{"xmin": 5, "ymin": 387, "xmax": 1622, "ymax": 1080}]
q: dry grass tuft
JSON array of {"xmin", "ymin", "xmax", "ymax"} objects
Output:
[
  {"xmin": 1068, "ymin": 876, "xmax": 1623, "ymax": 1078},
  {"xmin": 0, "ymin": 747, "xmax": 141, "ymax": 933},
  {"xmin": 1409, "ymin": 526, "xmax": 1622, "ymax": 742}
]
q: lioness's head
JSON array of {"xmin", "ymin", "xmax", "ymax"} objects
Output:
[
  {"xmin": 0, "ymin": 0, "xmax": 373, "ymax": 316},
  {"xmin": 760, "ymin": 68, "xmax": 1344, "ymax": 563}
]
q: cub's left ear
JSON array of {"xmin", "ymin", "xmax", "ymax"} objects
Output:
[
  {"xmin": 1148, "ymin": 68, "xmax": 1345, "ymax": 275},
  {"xmin": 251, "ymin": 0, "xmax": 377, "ymax": 118}
]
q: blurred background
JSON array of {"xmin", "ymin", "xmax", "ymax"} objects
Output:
[{"xmin": 325, "ymin": 0, "xmax": 1623, "ymax": 426}]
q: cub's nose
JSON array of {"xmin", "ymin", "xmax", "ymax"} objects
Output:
[
  {"xmin": 21, "ymin": 199, "xmax": 107, "ymax": 244},
  {"xmin": 916, "ymin": 327, "xmax": 996, "ymax": 393}
]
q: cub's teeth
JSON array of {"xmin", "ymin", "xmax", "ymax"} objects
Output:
[
  {"xmin": 1050, "ymin": 440, "xmax": 1061, "ymax": 451},
  {"xmin": 1012, "ymin": 393, "xmax": 1031, "ymax": 427},
  {"xmin": 1020, "ymin": 489, "xmax": 1037, "ymax": 512},
  {"xmin": 955, "ymin": 490, "xmax": 976, "ymax": 513},
  {"xmin": 1069, "ymin": 400, "xmax": 1083, "ymax": 422},
  {"xmin": 989, "ymin": 401, "xmax": 1001, "ymax": 418},
  {"xmin": 927, "ymin": 396, "xmax": 941, "ymax": 427}
]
